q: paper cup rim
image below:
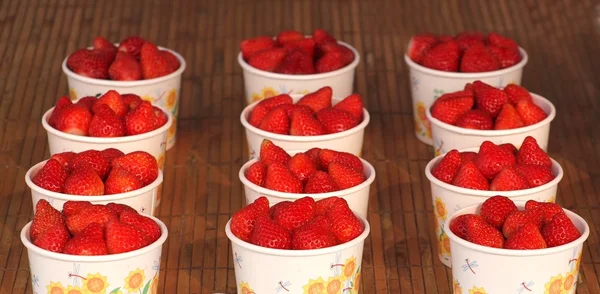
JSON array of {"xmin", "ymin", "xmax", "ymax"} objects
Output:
[
  {"xmin": 61, "ymin": 46, "xmax": 187, "ymax": 86},
  {"xmin": 404, "ymin": 47, "xmax": 528, "ymax": 78},
  {"xmin": 424, "ymin": 148, "xmax": 564, "ymax": 197},
  {"xmin": 225, "ymin": 212, "xmax": 370, "ymax": 257},
  {"xmin": 444, "ymin": 201, "xmax": 590, "ymax": 256},
  {"xmin": 25, "ymin": 160, "xmax": 164, "ymax": 201},
  {"xmin": 239, "ymin": 152, "xmax": 376, "ymax": 199},
  {"xmin": 240, "ymin": 95, "xmax": 370, "ymax": 142},
  {"xmin": 237, "ymin": 41, "xmax": 360, "ymax": 80},
  {"xmin": 41, "ymin": 101, "xmax": 173, "ymax": 144},
  {"xmin": 20, "ymin": 214, "xmax": 169, "ymax": 262},
  {"xmin": 426, "ymin": 92, "xmax": 556, "ymax": 136}
]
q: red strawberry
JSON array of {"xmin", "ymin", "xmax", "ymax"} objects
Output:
[
  {"xmin": 494, "ymin": 103, "xmax": 524, "ymax": 130},
  {"xmin": 328, "ymin": 162, "xmax": 365, "ymax": 190},
  {"xmin": 430, "ymin": 91, "xmax": 474, "ymax": 125},
  {"xmin": 479, "ymin": 196, "xmax": 518, "ymax": 229},
  {"xmin": 304, "ymin": 171, "xmax": 339, "ymax": 193},
  {"xmin": 452, "ymin": 161, "xmax": 489, "ymax": 190},
  {"xmin": 490, "ymin": 167, "xmax": 530, "ymax": 191},
  {"xmin": 259, "ymin": 139, "xmax": 291, "ymax": 166},
  {"xmin": 273, "ymin": 197, "xmax": 316, "ymax": 231},
  {"xmin": 315, "ymin": 51, "xmax": 346, "ymax": 73},
  {"xmin": 455, "ymin": 109, "xmax": 493, "ymax": 130},
  {"xmin": 283, "ymin": 38, "xmax": 316, "ymax": 59},
  {"xmin": 104, "ymin": 167, "xmax": 143, "ymax": 194},
  {"xmin": 240, "ymin": 36, "xmax": 276, "ymax": 60},
  {"xmin": 316, "ymin": 108, "xmax": 359, "ymax": 133},
  {"xmin": 245, "ymin": 161, "xmax": 267, "ymax": 186},
  {"xmin": 108, "ymin": 51, "xmax": 142, "ymax": 81},
  {"xmin": 460, "ymin": 45, "xmax": 500, "ymax": 73},
  {"xmin": 30, "ymin": 199, "xmax": 65, "ymax": 242},
  {"xmin": 525, "ymin": 200, "xmax": 563, "ymax": 223},
  {"xmin": 449, "ymin": 214, "xmax": 474, "ymax": 240},
  {"xmin": 33, "ymin": 223, "xmax": 71, "ymax": 253},
  {"xmin": 333, "ymin": 94, "xmax": 363, "ymax": 121},
  {"xmin": 118, "ymin": 36, "xmax": 145, "ymax": 59},
  {"xmin": 464, "ymin": 213, "xmax": 504, "ymax": 248},
  {"xmin": 318, "ymin": 149, "xmax": 363, "ymax": 172},
  {"xmin": 505, "ymin": 222, "xmax": 547, "ymax": 249},
  {"xmin": 517, "ymin": 136, "xmax": 552, "ymax": 168},
  {"xmin": 122, "ymin": 94, "xmax": 143, "ymax": 110},
  {"xmin": 312, "ymin": 29, "xmax": 336, "ymax": 45},
  {"xmin": 112, "ymin": 151, "xmax": 159, "ymax": 186},
  {"xmin": 99, "ymin": 148, "xmax": 125, "ymax": 164},
  {"xmin": 120, "ymin": 210, "xmax": 161, "ymax": 244},
  {"xmin": 499, "ymin": 143, "xmax": 518, "ymax": 156},
  {"xmin": 421, "ymin": 40, "xmax": 460, "ymax": 71},
  {"xmin": 460, "ymin": 151, "xmax": 478, "ymax": 164},
  {"xmin": 250, "ymin": 216, "xmax": 292, "ymax": 249},
  {"xmin": 32, "ymin": 159, "xmax": 68, "ymax": 192},
  {"xmin": 474, "ymin": 141, "xmax": 516, "ymax": 179},
  {"xmin": 247, "ymin": 48, "xmax": 287, "ymax": 72},
  {"xmin": 502, "ymin": 209, "xmax": 544, "ymax": 238},
  {"xmin": 473, "ymin": 81, "xmax": 508, "ymax": 118},
  {"xmin": 315, "ymin": 197, "xmax": 340, "ymax": 215},
  {"xmin": 276, "ymin": 30, "xmax": 304, "ymax": 45},
  {"xmin": 93, "ymin": 36, "xmax": 117, "ymax": 52},
  {"xmin": 407, "ymin": 33, "xmax": 438, "ymax": 63},
  {"xmin": 269, "ymin": 201, "xmax": 292, "ymax": 219},
  {"xmin": 88, "ymin": 105, "xmax": 126, "ymax": 137},
  {"xmin": 62, "ymin": 201, "xmax": 93, "ymax": 217},
  {"xmin": 258, "ymin": 107, "xmax": 290, "ymax": 134},
  {"xmin": 230, "ymin": 197, "xmax": 270, "ymax": 242},
  {"xmin": 75, "ymin": 96, "xmax": 97, "ymax": 111},
  {"xmin": 68, "ymin": 150, "xmax": 111, "ymax": 179},
  {"xmin": 515, "ymin": 99, "xmax": 547, "ymax": 126},
  {"xmin": 106, "ymin": 202, "xmax": 138, "ymax": 215},
  {"xmin": 486, "ymin": 33, "xmax": 519, "ymax": 52},
  {"xmin": 248, "ymin": 94, "xmax": 293, "ymax": 127},
  {"xmin": 541, "ymin": 213, "xmax": 581, "ymax": 247},
  {"xmin": 292, "ymin": 219, "xmax": 337, "ymax": 250},
  {"xmin": 140, "ymin": 41, "xmax": 174, "ymax": 79},
  {"xmin": 63, "ymin": 166, "xmax": 105, "ymax": 196},
  {"xmin": 160, "ymin": 50, "xmax": 180, "ymax": 71},
  {"xmin": 304, "ymin": 148, "xmax": 321, "ymax": 165},
  {"xmin": 48, "ymin": 96, "xmax": 73, "ymax": 127},
  {"xmin": 290, "ymin": 108, "xmax": 326, "ymax": 136},
  {"xmin": 105, "ymin": 219, "xmax": 148, "ymax": 254},
  {"xmin": 66, "ymin": 205, "xmax": 118, "ymax": 235},
  {"xmin": 265, "ymin": 163, "xmax": 303, "ymax": 193},
  {"xmin": 67, "ymin": 49, "xmax": 112, "ymax": 79},
  {"xmin": 514, "ymin": 164, "xmax": 555, "ymax": 187},
  {"xmin": 153, "ymin": 106, "xmax": 168, "ymax": 128},
  {"xmin": 124, "ymin": 101, "xmax": 158, "ymax": 135},
  {"xmin": 454, "ymin": 32, "xmax": 485, "ymax": 51},
  {"xmin": 503, "ymin": 84, "xmax": 532, "ymax": 105},
  {"xmin": 316, "ymin": 41, "xmax": 354, "ymax": 64},
  {"xmin": 54, "ymin": 104, "xmax": 93, "ymax": 135},
  {"xmin": 287, "ymin": 153, "xmax": 317, "ymax": 182},
  {"xmin": 297, "ymin": 87, "xmax": 333, "ymax": 113},
  {"xmin": 275, "ymin": 49, "xmax": 315, "ymax": 75},
  {"xmin": 488, "ymin": 45, "xmax": 521, "ymax": 69},
  {"xmin": 463, "ymin": 82, "xmax": 475, "ymax": 95},
  {"xmin": 63, "ymin": 223, "xmax": 108, "ymax": 256},
  {"xmin": 431, "ymin": 149, "xmax": 462, "ymax": 184},
  {"xmin": 326, "ymin": 198, "xmax": 363, "ymax": 243}
]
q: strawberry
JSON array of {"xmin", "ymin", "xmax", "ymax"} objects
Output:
[
  {"xmin": 304, "ymin": 148, "xmax": 321, "ymax": 166},
  {"xmin": 431, "ymin": 150, "xmax": 462, "ymax": 184},
  {"xmin": 275, "ymin": 49, "xmax": 315, "ymax": 74},
  {"xmin": 479, "ymin": 196, "xmax": 518, "ymax": 229},
  {"xmin": 499, "ymin": 143, "xmax": 518, "ymax": 156},
  {"xmin": 464, "ymin": 213, "xmax": 504, "ymax": 248},
  {"xmin": 108, "ymin": 51, "xmax": 142, "ymax": 81},
  {"xmin": 486, "ymin": 33, "xmax": 519, "ymax": 52},
  {"xmin": 452, "ymin": 161, "xmax": 489, "ymax": 190},
  {"xmin": 276, "ymin": 30, "xmax": 304, "ymax": 45},
  {"xmin": 504, "ymin": 222, "xmax": 547, "ymax": 249},
  {"xmin": 119, "ymin": 210, "xmax": 161, "ymax": 244},
  {"xmin": 245, "ymin": 161, "xmax": 267, "ymax": 186},
  {"xmin": 328, "ymin": 162, "xmax": 365, "ymax": 190},
  {"xmin": 502, "ymin": 209, "xmax": 544, "ymax": 238},
  {"xmin": 124, "ymin": 101, "xmax": 158, "ymax": 135},
  {"xmin": 289, "ymin": 108, "xmax": 326, "ymax": 136},
  {"xmin": 54, "ymin": 104, "xmax": 93, "ymax": 136},
  {"xmin": 517, "ymin": 136, "xmax": 552, "ymax": 168},
  {"xmin": 503, "ymin": 84, "xmax": 532, "ymax": 105},
  {"xmin": 515, "ymin": 99, "xmax": 547, "ymax": 126},
  {"xmin": 32, "ymin": 159, "xmax": 68, "ymax": 192},
  {"xmin": 421, "ymin": 40, "xmax": 460, "ymax": 72},
  {"xmin": 455, "ymin": 109, "xmax": 493, "ymax": 130},
  {"xmin": 48, "ymin": 151, "xmax": 76, "ymax": 170},
  {"xmin": 460, "ymin": 45, "xmax": 500, "ymax": 73},
  {"xmin": 88, "ymin": 105, "xmax": 126, "ymax": 137},
  {"xmin": 259, "ymin": 140, "xmax": 291, "ymax": 166},
  {"xmin": 454, "ymin": 32, "xmax": 485, "ymax": 51},
  {"xmin": 333, "ymin": 94, "xmax": 363, "ymax": 121},
  {"xmin": 525, "ymin": 200, "xmax": 563, "ymax": 223},
  {"xmin": 160, "ymin": 50, "xmax": 180, "ymax": 71},
  {"xmin": 30, "ymin": 200, "xmax": 65, "ymax": 242},
  {"xmin": 316, "ymin": 108, "xmax": 359, "ymax": 134},
  {"xmin": 93, "ymin": 36, "xmax": 117, "ymax": 52},
  {"xmin": 316, "ymin": 41, "xmax": 354, "ymax": 64},
  {"xmin": 153, "ymin": 106, "xmax": 168, "ymax": 128},
  {"xmin": 407, "ymin": 33, "xmax": 438, "ymax": 63},
  {"xmin": 68, "ymin": 150, "xmax": 111, "ymax": 179},
  {"xmin": 490, "ymin": 167, "xmax": 530, "ymax": 191},
  {"xmin": 63, "ymin": 223, "xmax": 108, "ymax": 255},
  {"xmin": 258, "ymin": 107, "xmax": 290, "ymax": 134},
  {"xmin": 248, "ymin": 94, "xmax": 293, "ymax": 127},
  {"xmin": 104, "ymin": 167, "xmax": 143, "ymax": 194},
  {"xmin": 297, "ymin": 86, "xmax": 332, "ymax": 113},
  {"xmin": 474, "ymin": 141, "xmax": 516, "ymax": 179},
  {"xmin": 287, "ymin": 153, "xmax": 317, "ymax": 182},
  {"xmin": 250, "ymin": 215, "xmax": 292, "ymax": 249},
  {"xmin": 541, "ymin": 212, "xmax": 581, "ymax": 247},
  {"xmin": 62, "ymin": 201, "xmax": 93, "ymax": 217},
  {"xmin": 122, "ymin": 94, "xmax": 143, "ymax": 109},
  {"xmin": 283, "ymin": 38, "xmax": 316, "ymax": 58},
  {"xmin": 460, "ymin": 151, "xmax": 478, "ymax": 164},
  {"xmin": 292, "ymin": 219, "xmax": 337, "ymax": 250},
  {"xmin": 105, "ymin": 219, "xmax": 148, "ymax": 254},
  {"xmin": 514, "ymin": 164, "xmax": 555, "ymax": 187},
  {"xmin": 318, "ymin": 149, "xmax": 363, "ymax": 172},
  {"xmin": 315, "ymin": 197, "xmax": 340, "ymax": 215},
  {"xmin": 99, "ymin": 148, "xmax": 124, "ymax": 164},
  {"xmin": 112, "ymin": 151, "xmax": 159, "ymax": 186},
  {"xmin": 494, "ymin": 103, "xmax": 524, "ymax": 130},
  {"xmin": 230, "ymin": 197, "xmax": 270, "ymax": 242},
  {"xmin": 140, "ymin": 41, "xmax": 174, "ymax": 79},
  {"xmin": 326, "ymin": 198, "xmax": 363, "ymax": 243},
  {"xmin": 240, "ymin": 36, "xmax": 276, "ymax": 60},
  {"xmin": 66, "ymin": 205, "xmax": 118, "ymax": 235},
  {"xmin": 247, "ymin": 48, "xmax": 287, "ymax": 72},
  {"xmin": 48, "ymin": 96, "xmax": 73, "ymax": 127},
  {"xmin": 312, "ymin": 29, "xmax": 336, "ymax": 45},
  {"xmin": 118, "ymin": 36, "xmax": 145, "ymax": 59},
  {"xmin": 106, "ymin": 202, "xmax": 138, "ymax": 215},
  {"xmin": 488, "ymin": 45, "xmax": 521, "ymax": 69},
  {"xmin": 473, "ymin": 80, "xmax": 509, "ymax": 118},
  {"xmin": 67, "ymin": 49, "xmax": 113, "ymax": 79},
  {"xmin": 33, "ymin": 223, "xmax": 71, "ymax": 253},
  {"xmin": 449, "ymin": 214, "xmax": 474, "ymax": 240},
  {"xmin": 269, "ymin": 201, "xmax": 292, "ymax": 219},
  {"xmin": 63, "ymin": 166, "xmax": 105, "ymax": 196},
  {"xmin": 264, "ymin": 163, "xmax": 303, "ymax": 193},
  {"xmin": 315, "ymin": 51, "xmax": 346, "ymax": 73},
  {"xmin": 304, "ymin": 171, "xmax": 339, "ymax": 193},
  {"xmin": 430, "ymin": 91, "xmax": 474, "ymax": 125},
  {"xmin": 273, "ymin": 196, "xmax": 316, "ymax": 231},
  {"xmin": 463, "ymin": 83, "xmax": 475, "ymax": 95},
  {"xmin": 75, "ymin": 96, "xmax": 98, "ymax": 110}
]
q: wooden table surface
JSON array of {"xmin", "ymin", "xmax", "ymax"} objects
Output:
[{"xmin": 1, "ymin": 0, "xmax": 599, "ymax": 293}]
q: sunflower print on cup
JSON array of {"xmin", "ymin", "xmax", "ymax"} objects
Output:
[
  {"xmin": 468, "ymin": 285, "xmax": 488, "ymax": 294},
  {"xmin": 414, "ymin": 101, "xmax": 432, "ymax": 140},
  {"xmin": 544, "ymin": 274, "xmax": 564, "ymax": 294},
  {"xmin": 303, "ymin": 277, "xmax": 326, "ymax": 294},
  {"xmin": 124, "ymin": 268, "xmax": 146, "ymax": 292},
  {"xmin": 452, "ymin": 279, "xmax": 462, "ymax": 294},
  {"xmin": 47, "ymin": 281, "xmax": 65, "ymax": 294},
  {"xmin": 251, "ymin": 87, "xmax": 279, "ymax": 103},
  {"xmin": 82, "ymin": 273, "xmax": 109, "ymax": 293},
  {"xmin": 239, "ymin": 281, "xmax": 255, "ymax": 294}
]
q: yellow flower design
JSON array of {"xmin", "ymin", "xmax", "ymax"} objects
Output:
[
  {"xmin": 354, "ymin": 271, "xmax": 361, "ymax": 292},
  {"xmin": 157, "ymin": 153, "xmax": 166, "ymax": 171},
  {"xmin": 343, "ymin": 256, "xmax": 357, "ymax": 278},
  {"xmin": 65, "ymin": 285, "xmax": 84, "ymax": 294},
  {"xmin": 325, "ymin": 276, "xmax": 342, "ymax": 294},
  {"xmin": 468, "ymin": 286, "xmax": 488, "ymax": 294},
  {"xmin": 166, "ymin": 89, "xmax": 177, "ymax": 110},
  {"xmin": 547, "ymin": 195, "xmax": 556, "ymax": 203},
  {"xmin": 142, "ymin": 95, "xmax": 155, "ymax": 103},
  {"xmin": 452, "ymin": 279, "xmax": 462, "ymax": 294},
  {"xmin": 47, "ymin": 281, "xmax": 65, "ymax": 294},
  {"xmin": 545, "ymin": 274, "xmax": 564, "ymax": 294},
  {"xmin": 82, "ymin": 272, "xmax": 109, "ymax": 293},
  {"xmin": 168, "ymin": 119, "xmax": 177, "ymax": 140},
  {"xmin": 150, "ymin": 273, "xmax": 160, "ymax": 294},
  {"xmin": 303, "ymin": 277, "xmax": 326, "ymax": 294},
  {"xmin": 69, "ymin": 88, "xmax": 78, "ymax": 100},
  {"xmin": 434, "ymin": 197, "xmax": 448, "ymax": 220},
  {"xmin": 251, "ymin": 87, "xmax": 279, "ymax": 103},
  {"xmin": 415, "ymin": 101, "xmax": 431, "ymax": 138},
  {"xmin": 124, "ymin": 268, "xmax": 146, "ymax": 292},
  {"xmin": 563, "ymin": 271, "xmax": 575, "ymax": 291},
  {"xmin": 239, "ymin": 281, "xmax": 255, "ymax": 294},
  {"xmin": 440, "ymin": 232, "xmax": 451, "ymax": 254},
  {"xmin": 574, "ymin": 251, "xmax": 582, "ymax": 271}
]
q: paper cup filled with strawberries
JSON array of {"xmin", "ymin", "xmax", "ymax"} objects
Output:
[
  {"xmin": 26, "ymin": 149, "xmax": 162, "ymax": 215},
  {"xmin": 225, "ymin": 196, "xmax": 369, "ymax": 293},
  {"xmin": 424, "ymin": 136, "xmax": 563, "ymax": 267},
  {"xmin": 239, "ymin": 140, "xmax": 375, "ymax": 218},
  {"xmin": 404, "ymin": 32, "xmax": 528, "ymax": 145},
  {"xmin": 61, "ymin": 36, "xmax": 185, "ymax": 149},
  {"xmin": 241, "ymin": 86, "xmax": 369, "ymax": 157},
  {"xmin": 21, "ymin": 200, "xmax": 168, "ymax": 294},
  {"xmin": 445, "ymin": 198, "xmax": 589, "ymax": 293},
  {"xmin": 426, "ymin": 80, "xmax": 555, "ymax": 156},
  {"xmin": 238, "ymin": 29, "xmax": 360, "ymax": 105}
]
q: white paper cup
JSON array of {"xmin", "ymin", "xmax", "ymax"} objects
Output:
[
  {"xmin": 225, "ymin": 213, "xmax": 369, "ymax": 293},
  {"xmin": 21, "ymin": 215, "xmax": 168, "ymax": 294},
  {"xmin": 239, "ymin": 150, "xmax": 375, "ymax": 218},
  {"xmin": 241, "ymin": 95, "xmax": 370, "ymax": 158},
  {"xmin": 404, "ymin": 47, "xmax": 528, "ymax": 146},
  {"xmin": 445, "ymin": 201, "xmax": 589, "ymax": 294},
  {"xmin": 427, "ymin": 92, "xmax": 556, "ymax": 156},
  {"xmin": 25, "ymin": 160, "xmax": 163, "ymax": 216},
  {"xmin": 238, "ymin": 41, "xmax": 360, "ymax": 105},
  {"xmin": 61, "ymin": 47, "xmax": 186, "ymax": 150},
  {"xmin": 424, "ymin": 147, "xmax": 564, "ymax": 267}
]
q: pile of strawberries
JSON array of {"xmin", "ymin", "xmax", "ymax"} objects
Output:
[
  {"xmin": 66, "ymin": 36, "xmax": 180, "ymax": 80},
  {"xmin": 432, "ymin": 136, "xmax": 555, "ymax": 191},
  {"xmin": 48, "ymin": 90, "xmax": 168, "ymax": 137},
  {"xmin": 231, "ymin": 196, "xmax": 363, "ymax": 250},
  {"xmin": 430, "ymin": 81, "xmax": 548, "ymax": 130},
  {"xmin": 32, "ymin": 149, "xmax": 159, "ymax": 195},
  {"xmin": 30, "ymin": 200, "xmax": 161, "ymax": 255},
  {"xmin": 450, "ymin": 196, "xmax": 581, "ymax": 250},
  {"xmin": 246, "ymin": 140, "xmax": 366, "ymax": 193},
  {"xmin": 248, "ymin": 87, "xmax": 364, "ymax": 135},
  {"xmin": 240, "ymin": 29, "xmax": 355, "ymax": 74},
  {"xmin": 408, "ymin": 31, "xmax": 522, "ymax": 72}
]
